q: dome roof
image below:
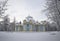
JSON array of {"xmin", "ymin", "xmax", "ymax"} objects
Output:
[
  {"xmin": 25, "ymin": 15, "xmax": 35, "ymax": 23},
  {"xmin": 26, "ymin": 15, "xmax": 33, "ymax": 19}
]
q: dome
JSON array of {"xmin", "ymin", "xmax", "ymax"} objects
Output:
[
  {"xmin": 25, "ymin": 15, "xmax": 35, "ymax": 23},
  {"xmin": 26, "ymin": 15, "xmax": 33, "ymax": 20},
  {"xmin": 26, "ymin": 16, "xmax": 33, "ymax": 21},
  {"xmin": 26, "ymin": 16, "xmax": 33, "ymax": 18}
]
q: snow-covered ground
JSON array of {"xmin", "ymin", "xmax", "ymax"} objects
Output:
[{"xmin": 0, "ymin": 31, "xmax": 60, "ymax": 41}]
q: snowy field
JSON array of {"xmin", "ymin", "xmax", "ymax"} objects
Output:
[{"xmin": 0, "ymin": 31, "xmax": 60, "ymax": 41}]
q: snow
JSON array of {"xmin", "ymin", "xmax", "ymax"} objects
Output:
[{"xmin": 0, "ymin": 31, "xmax": 60, "ymax": 41}]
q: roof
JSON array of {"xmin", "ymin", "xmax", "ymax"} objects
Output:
[{"xmin": 26, "ymin": 15, "xmax": 33, "ymax": 18}]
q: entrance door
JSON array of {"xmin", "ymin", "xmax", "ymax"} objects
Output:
[{"xmin": 26, "ymin": 24, "xmax": 29, "ymax": 31}]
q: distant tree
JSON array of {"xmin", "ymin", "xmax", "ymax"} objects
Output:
[
  {"xmin": 44, "ymin": 0, "xmax": 60, "ymax": 31},
  {"xmin": 3, "ymin": 15, "xmax": 10, "ymax": 31}
]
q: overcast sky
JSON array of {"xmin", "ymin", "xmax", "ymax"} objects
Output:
[{"xmin": 5, "ymin": 0, "xmax": 47, "ymax": 22}]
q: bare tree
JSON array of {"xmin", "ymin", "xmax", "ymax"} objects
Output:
[
  {"xmin": 44, "ymin": 0, "xmax": 60, "ymax": 31},
  {"xmin": 0, "ymin": 0, "xmax": 8, "ymax": 18},
  {"xmin": 0, "ymin": 0, "xmax": 8, "ymax": 31}
]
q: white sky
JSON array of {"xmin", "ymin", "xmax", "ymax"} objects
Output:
[{"xmin": 5, "ymin": 0, "xmax": 47, "ymax": 22}]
